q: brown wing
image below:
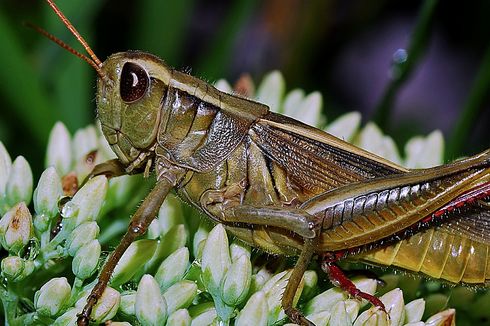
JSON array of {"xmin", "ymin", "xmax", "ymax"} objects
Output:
[
  {"xmin": 440, "ymin": 206, "xmax": 490, "ymax": 245},
  {"xmin": 250, "ymin": 112, "xmax": 490, "ymax": 249},
  {"xmin": 249, "ymin": 111, "xmax": 407, "ymax": 194}
]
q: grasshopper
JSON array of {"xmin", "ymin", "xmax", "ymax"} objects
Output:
[{"xmin": 37, "ymin": 0, "xmax": 490, "ymax": 325}]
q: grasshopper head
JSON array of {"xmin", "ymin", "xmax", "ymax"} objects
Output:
[
  {"xmin": 97, "ymin": 51, "xmax": 172, "ymax": 166},
  {"xmin": 40, "ymin": 0, "xmax": 173, "ymax": 169}
]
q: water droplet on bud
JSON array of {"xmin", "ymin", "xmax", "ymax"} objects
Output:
[{"xmin": 61, "ymin": 201, "xmax": 78, "ymax": 218}]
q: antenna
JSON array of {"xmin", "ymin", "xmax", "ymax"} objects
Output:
[
  {"xmin": 36, "ymin": 0, "xmax": 107, "ymax": 80},
  {"xmin": 26, "ymin": 22, "xmax": 104, "ymax": 77}
]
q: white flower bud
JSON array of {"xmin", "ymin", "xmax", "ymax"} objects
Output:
[
  {"xmin": 46, "ymin": 122, "xmax": 72, "ymax": 175},
  {"xmin": 262, "ymin": 270, "xmax": 302, "ymax": 323},
  {"xmin": 154, "ymin": 247, "xmax": 189, "ymax": 292},
  {"xmin": 34, "ymin": 277, "xmax": 71, "ymax": 317},
  {"xmin": 189, "ymin": 303, "xmax": 217, "ymax": 326},
  {"xmin": 6, "ymin": 156, "xmax": 33, "ymax": 207},
  {"xmin": 425, "ymin": 309, "xmax": 456, "ymax": 326},
  {"xmin": 201, "ymin": 224, "xmax": 231, "ymax": 295},
  {"xmin": 404, "ymin": 298, "xmax": 425, "ymax": 323},
  {"xmin": 136, "ymin": 274, "xmax": 167, "ymax": 326},
  {"xmin": 1, "ymin": 256, "xmax": 34, "ymax": 281},
  {"xmin": 325, "ymin": 111, "xmax": 361, "ymax": 142},
  {"xmin": 72, "ymin": 125, "xmax": 98, "ymax": 162},
  {"xmin": 296, "ymin": 91, "xmax": 323, "ymax": 127},
  {"xmin": 163, "ymin": 280, "xmax": 197, "ymax": 315},
  {"xmin": 306, "ymin": 310, "xmax": 331, "ymax": 326},
  {"xmin": 1, "ymin": 256, "xmax": 24, "ymax": 280},
  {"xmin": 301, "ymin": 270, "xmax": 318, "ymax": 301},
  {"xmin": 0, "ymin": 141, "xmax": 12, "ymax": 196},
  {"xmin": 0, "ymin": 202, "xmax": 33, "ymax": 253},
  {"xmin": 52, "ymin": 308, "xmax": 78, "ymax": 326},
  {"xmin": 65, "ymin": 221, "xmax": 99, "ymax": 256},
  {"xmin": 145, "ymin": 224, "xmax": 187, "ymax": 272},
  {"xmin": 329, "ymin": 301, "xmax": 353, "ymax": 325},
  {"xmin": 249, "ymin": 266, "xmax": 273, "ymax": 293},
  {"xmin": 33, "ymin": 167, "xmax": 62, "ymax": 218},
  {"xmin": 72, "ymin": 239, "xmax": 101, "ymax": 279},
  {"xmin": 229, "ymin": 240, "xmax": 251, "ymax": 261},
  {"xmin": 380, "ymin": 288, "xmax": 405, "ymax": 326},
  {"xmin": 283, "ymin": 89, "xmax": 304, "ymax": 118},
  {"xmin": 214, "ymin": 79, "xmax": 232, "ymax": 93},
  {"xmin": 119, "ymin": 291, "xmax": 136, "ymax": 316},
  {"xmin": 357, "ymin": 123, "xmax": 402, "ymax": 164},
  {"xmin": 256, "ymin": 71, "xmax": 285, "ymax": 113},
  {"xmin": 111, "ymin": 239, "xmax": 157, "ymax": 287},
  {"xmin": 104, "ymin": 175, "xmax": 136, "ymax": 210},
  {"xmin": 353, "ymin": 307, "xmax": 389, "ymax": 326},
  {"xmin": 156, "ymin": 194, "xmax": 185, "ymax": 236},
  {"xmin": 221, "ymin": 254, "xmax": 251, "ymax": 306},
  {"xmin": 404, "ymin": 130, "xmax": 444, "ymax": 168},
  {"xmin": 235, "ymin": 291, "xmax": 268, "ymax": 326},
  {"xmin": 91, "ymin": 287, "xmax": 121, "ymax": 323},
  {"xmin": 73, "ymin": 126, "xmax": 99, "ymax": 181},
  {"xmin": 67, "ymin": 175, "xmax": 107, "ymax": 227},
  {"xmin": 192, "ymin": 221, "xmax": 210, "ymax": 259},
  {"xmin": 166, "ymin": 309, "xmax": 191, "ymax": 326}
]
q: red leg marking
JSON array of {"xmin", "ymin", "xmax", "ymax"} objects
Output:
[
  {"xmin": 321, "ymin": 259, "xmax": 386, "ymax": 312},
  {"xmin": 427, "ymin": 181, "xmax": 490, "ymax": 221}
]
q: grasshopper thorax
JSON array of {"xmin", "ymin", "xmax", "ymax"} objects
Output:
[{"xmin": 97, "ymin": 51, "xmax": 173, "ymax": 169}]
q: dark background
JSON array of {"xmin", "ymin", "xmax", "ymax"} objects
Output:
[{"xmin": 0, "ymin": 0, "xmax": 489, "ymax": 177}]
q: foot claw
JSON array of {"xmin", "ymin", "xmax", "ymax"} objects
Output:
[
  {"xmin": 285, "ymin": 307, "xmax": 315, "ymax": 326},
  {"xmin": 321, "ymin": 260, "xmax": 385, "ymax": 311},
  {"xmin": 76, "ymin": 315, "xmax": 90, "ymax": 326}
]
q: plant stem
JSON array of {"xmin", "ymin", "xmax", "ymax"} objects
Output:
[
  {"xmin": 69, "ymin": 278, "xmax": 84, "ymax": 305},
  {"xmin": 446, "ymin": 45, "xmax": 490, "ymax": 159},
  {"xmin": 1, "ymin": 285, "xmax": 17, "ymax": 326},
  {"xmin": 372, "ymin": 0, "xmax": 439, "ymax": 130}
]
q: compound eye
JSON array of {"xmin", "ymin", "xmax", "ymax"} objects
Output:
[{"xmin": 120, "ymin": 62, "xmax": 149, "ymax": 102}]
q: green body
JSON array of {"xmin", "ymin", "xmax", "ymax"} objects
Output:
[{"xmin": 98, "ymin": 51, "xmax": 490, "ymax": 284}]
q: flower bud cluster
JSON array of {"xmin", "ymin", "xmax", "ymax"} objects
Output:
[
  {"xmin": 200, "ymin": 224, "xmax": 252, "ymax": 322},
  {"xmin": 0, "ymin": 123, "xmax": 127, "ymax": 324}
]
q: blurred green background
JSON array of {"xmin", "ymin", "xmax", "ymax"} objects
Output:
[{"xmin": 0, "ymin": 0, "xmax": 489, "ymax": 177}]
